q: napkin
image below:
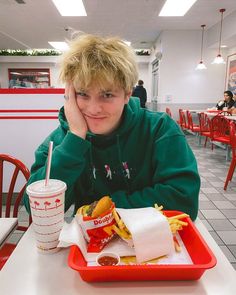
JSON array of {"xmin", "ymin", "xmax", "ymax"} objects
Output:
[
  {"xmin": 116, "ymin": 208, "xmax": 175, "ymax": 263},
  {"xmin": 58, "ymin": 219, "xmax": 135, "ymax": 262}
]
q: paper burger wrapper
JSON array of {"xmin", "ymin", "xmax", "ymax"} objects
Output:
[
  {"xmin": 116, "ymin": 208, "xmax": 175, "ymax": 263},
  {"xmin": 76, "ymin": 203, "xmax": 116, "ymax": 252}
]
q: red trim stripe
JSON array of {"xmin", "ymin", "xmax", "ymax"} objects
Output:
[
  {"xmin": 34, "ymin": 219, "xmax": 64, "ymax": 227},
  {"xmin": 31, "ymin": 203, "xmax": 64, "ymax": 211},
  {"xmin": 32, "ymin": 210, "xmax": 64, "ymax": 219},
  {"xmin": 0, "ymin": 109, "xmax": 59, "ymax": 113},
  {"xmin": 0, "ymin": 116, "xmax": 58, "ymax": 119},
  {"xmin": 0, "ymin": 88, "xmax": 64, "ymax": 94},
  {"xmin": 37, "ymin": 239, "xmax": 59, "ymax": 244},
  {"xmin": 29, "ymin": 192, "xmax": 63, "ymax": 199},
  {"xmin": 34, "ymin": 229, "xmax": 62, "ymax": 236},
  {"xmin": 0, "ymin": 109, "xmax": 59, "ymax": 119}
]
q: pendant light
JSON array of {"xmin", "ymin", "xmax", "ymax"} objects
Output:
[
  {"xmin": 212, "ymin": 8, "xmax": 226, "ymax": 64},
  {"xmin": 196, "ymin": 25, "xmax": 207, "ymax": 70}
]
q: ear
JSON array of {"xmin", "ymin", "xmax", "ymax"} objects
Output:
[{"xmin": 124, "ymin": 91, "xmax": 132, "ymax": 104}]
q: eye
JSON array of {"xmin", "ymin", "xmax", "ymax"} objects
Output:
[
  {"xmin": 76, "ymin": 91, "xmax": 88, "ymax": 98},
  {"xmin": 102, "ymin": 92, "xmax": 113, "ymax": 99}
]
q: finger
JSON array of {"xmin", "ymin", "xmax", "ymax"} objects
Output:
[
  {"xmin": 64, "ymin": 82, "xmax": 70, "ymax": 100},
  {"xmin": 68, "ymin": 82, "xmax": 76, "ymax": 102}
]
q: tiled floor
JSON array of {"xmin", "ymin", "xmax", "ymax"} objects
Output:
[
  {"xmin": 187, "ymin": 133, "xmax": 236, "ymax": 270},
  {"xmin": 6, "ymin": 132, "xmax": 236, "ymax": 271}
]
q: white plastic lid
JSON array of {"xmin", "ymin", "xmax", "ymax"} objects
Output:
[{"xmin": 26, "ymin": 179, "xmax": 67, "ymax": 197}]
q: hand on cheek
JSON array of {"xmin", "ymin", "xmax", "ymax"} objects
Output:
[{"xmin": 64, "ymin": 82, "xmax": 88, "ymax": 139}]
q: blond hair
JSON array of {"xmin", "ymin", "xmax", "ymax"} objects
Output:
[{"xmin": 59, "ymin": 33, "xmax": 138, "ymax": 93}]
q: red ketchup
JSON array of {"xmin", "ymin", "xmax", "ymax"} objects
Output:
[{"xmin": 97, "ymin": 255, "xmax": 119, "ymax": 266}]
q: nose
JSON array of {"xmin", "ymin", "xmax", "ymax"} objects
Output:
[{"xmin": 87, "ymin": 97, "xmax": 103, "ymax": 114}]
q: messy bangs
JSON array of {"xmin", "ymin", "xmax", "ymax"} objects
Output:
[{"xmin": 59, "ymin": 33, "xmax": 138, "ymax": 93}]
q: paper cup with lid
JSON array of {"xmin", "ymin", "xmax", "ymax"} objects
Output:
[{"xmin": 26, "ymin": 179, "xmax": 67, "ymax": 253}]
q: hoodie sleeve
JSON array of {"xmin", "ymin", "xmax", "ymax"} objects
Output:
[
  {"xmin": 23, "ymin": 130, "xmax": 91, "ymax": 213},
  {"xmin": 111, "ymin": 121, "xmax": 200, "ymax": 221}
]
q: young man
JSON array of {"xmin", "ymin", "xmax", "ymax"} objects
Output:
[
  {"xmin": 24, "ymin": 34, "xmax": 200, "ymax": 220},
  {"xmin": 132, "ymin": 80, "xmax": 147, "ymax": 108}
]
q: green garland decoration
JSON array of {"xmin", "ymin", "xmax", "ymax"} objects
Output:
[
  {"xmin": 135, "ymin": 49, "xmax": 150, "ymax": 56},
  {"xmin": 0, "ymin": 49, "xmax": 62, "ymax": 56},
  {"xmin": 0, "ymin": 49, "xmax": 151, "ymax": 56}
]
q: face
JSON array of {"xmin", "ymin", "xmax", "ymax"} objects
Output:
[
  {"xmin": 224, "ymin": 93, "xmax": 231, "ymax": 102},
  {"xmin": 75, "ymin": 83, "xmax": 131, "ymax": 135}
]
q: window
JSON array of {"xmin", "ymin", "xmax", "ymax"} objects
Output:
[{"xmin": 8, "ymin": 68, "xmax": 50, "ymax": 88}]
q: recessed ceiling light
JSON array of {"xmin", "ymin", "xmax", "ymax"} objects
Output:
[
  {"xmin": 159, "ymin": 0, "xmax": 197, "ymax": 16},
  {"xmin": 221, "ymin": 45, "xmax": 227, "ymax": 48},
  {"xmin": 48, "ymin": 42, "xmax": 69, "ymax": 51},
  {"xmin": 51, "ymin": 0, "xmax": 87, "ymax": 16},
  {"xmin": 124, "ymin": 41, "xmax": 131, "ymax": 46}
]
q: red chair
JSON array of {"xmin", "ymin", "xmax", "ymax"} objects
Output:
[
  {"xmin": 186, "ymin": 111, "xmax": 200, "ymax": 133},
  {"xmin": 198, "ymin": 112, "xmax": 213, "ymax": 148},
  {"xmin": 178, "ymin": 109, "xmax": 188, "ymax": 130},
  {"xmin": 224, "ymin": 122, "xmax": 236, "ymax": 190},
  {"xmin": 165, "ymin": 107, "xmax": 172, "ymax": 117},
  {"xmin": 209, "ymin": 115, "xmax": 231, "ymax": 161},
  {"xmin": 210, "ymin": 115, "xmax": 231, "ymax": 145},
  {"xmin": 0, "ymin": 154, "xmax": 30, "ymax": 270}
]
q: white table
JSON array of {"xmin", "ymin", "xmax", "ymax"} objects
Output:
[
  {"xmin": 185, "ymin": 109, "xmax": 208, "ymax": 113},
  {"xmin": 0, "ymin": 219, "xmax": 235, "ymax": 295},
  {"xmin": 0, "ymin": 218, "xmax": 18, "ymax": 247}
]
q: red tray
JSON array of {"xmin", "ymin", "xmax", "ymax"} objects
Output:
[{"xmin": 68, "ymin": 211, "xmax": 217, "ymax": 282}]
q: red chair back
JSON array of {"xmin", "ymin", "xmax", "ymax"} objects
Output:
[
  {"xmin": 198, "ymin": 113, "xmax": 210, "ymax": 133},
  {"xmin": 178, "ymin": 109, "xmax": 187, "ymax": 129},
  {"xmin": 0, "ymin": 154, "xmax": 30, "ymax": 231},
  {"xmin": 230, "ymin": 122, "xmax": 236, "ymax": 155},
  {"xmin": 210, "ymin": 115, "xmax": 230, "ymax": 143},
  {"xmin": 224, "ymin": 122, "xmax": 236, "ymax": 190},
  {"xmin": 165, "ymin": 107, "xmax": 172, "ymax": 117}
]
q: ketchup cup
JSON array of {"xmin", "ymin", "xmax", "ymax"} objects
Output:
[{"xmin": 96, "ymin": 252, "xmax": 120, "ymax": 266}]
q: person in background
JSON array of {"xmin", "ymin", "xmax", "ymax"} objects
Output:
[
  {"xmin": 23, "ymin": 33, "xmax": 200, "ymax": 220},
  {"xmin": 132, "ymin": 79, "xmax": 147, "ymax": 108},
  {"xmin": 216, "ymin": 90, "xmax": 235, "ymax": 110}
]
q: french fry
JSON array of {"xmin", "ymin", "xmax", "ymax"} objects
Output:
[
  {"xmin": 173, "ymin": 236, "xmax": 181, "ymax": 252},
  {"xmin": 111, "ymin": 224, "xmax": 132, "ymax": 239},
  {"xmin": 111, "ymin": 209, "xmax": 132, "ymax": 240},
  {"xmin": 154, "ymin": 203, "xmax": 189, "ymax": 234},
  {"xmin": 154, "ymin": 204, "xmax": 189, "ymax": 252},
  {"xmin": 112, "ymin": 209, "xmax": 126, "ymax": 230}
]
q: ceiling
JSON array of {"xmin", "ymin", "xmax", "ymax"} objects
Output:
[{"xmin": 0, "ymin": 0, "xmax": 236, "ymax": 50}]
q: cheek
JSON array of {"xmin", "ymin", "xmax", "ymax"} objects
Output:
[{"xmin": 76, "ymin": 98, "xmax": 84, "ymax": 109}]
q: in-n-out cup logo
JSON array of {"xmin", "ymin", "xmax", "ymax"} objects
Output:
[{"xmin": 26, "ymin": 179, "xmax": 67, "ymax": 254}]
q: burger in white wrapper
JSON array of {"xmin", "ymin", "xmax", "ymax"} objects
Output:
[
  {"xmin": 115, "ymin": 208, "xmax": 175, "ymax": 263},
  {"xmin": 76, "ymin": 196, "xmax": 116, "ymax": 252}
]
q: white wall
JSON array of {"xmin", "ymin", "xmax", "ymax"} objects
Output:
[
  {"xmin": 156, "ymin": 30, "xmax": 226, "ymax": 104},
  {"xmin": 0, "ymin": 55, "xmax": 151, "ymax": 95},
  {"xmin": 0, "ymin": 56, "xmax": 62, "ymax": 88},
  {"xmin": 0, "ymin": 92, "xmax": 64, "ymax": 191}
]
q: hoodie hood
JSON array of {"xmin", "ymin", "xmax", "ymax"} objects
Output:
[{"xmin": 58, "ymin": 97, "xmax": 141, "ymax": 144}]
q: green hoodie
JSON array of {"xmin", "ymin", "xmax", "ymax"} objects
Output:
[{"xmin": 24, "ymin": 98, "xmax": 200, "ymax": 220}]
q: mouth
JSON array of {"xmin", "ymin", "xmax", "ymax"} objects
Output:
[{"xmin": 84, "ymin": 114, "xmax": 107, "ymax": 121}]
